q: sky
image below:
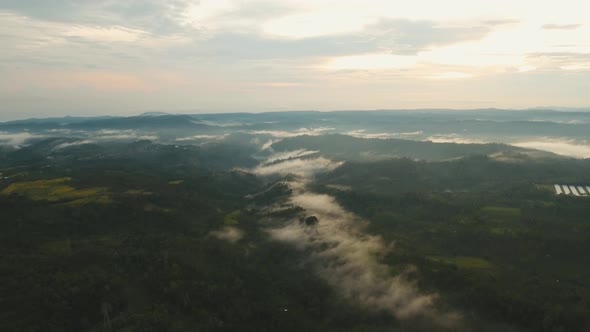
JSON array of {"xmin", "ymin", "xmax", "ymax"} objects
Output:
[{"xmin": 1, "ymin": 0, "xmax": 589, "ymax": 120}]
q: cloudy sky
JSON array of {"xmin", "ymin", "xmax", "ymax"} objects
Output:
[{"xmin": 1, "ymin": 0, "xmax": 589, "ymax": 120}]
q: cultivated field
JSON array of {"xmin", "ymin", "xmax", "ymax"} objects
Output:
[{"xmin": 1, "ymin": 177, "xmax": 111, "ymax": 205}]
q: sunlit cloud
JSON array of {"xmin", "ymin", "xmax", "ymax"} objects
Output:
[
  {"xmin": 53, "ymin": 140, "xmax": 95, "ymax": 150},
  {"xmin": 183, "ymin": 0, "xmax": 237, "ymax": 29},
  {"xmin": 95, "ymin": 129, "xmax": 158, "ymax": 141},
  {"xmin": 64, "ymin": 25, "xmax": 147, "ymax": 42},
  {"xmin": 426, "ymin": 134, "xmax": 487, "ymax": 144},
  {"xmin": 1, "ymin": 0, "xmax": 590, "ymax": 117},
  {"xmin": 269, "ymin": 191, "xmax": 450, "ymax": 321},
  {"xmin": 263, "ymin": 149, "xmax": 320, "ymax": 164},
  {"xmin": 324, "ymin": 54, "xmax": 418, "ymax": 70},
  {"xmin": 512, "ymin": 139, "xmax": 590, "ymax": 159},
  {"xmin": 428, "ymin": 72, "xmax": 473, "ymax": 80},
  {"xmin": 175, "ymin": 134, "xmax": 229, "ymax": 141},
  {"xmin": 0, "ymin": 131, "xmax": 43, "ymax": 147},
  {"xmin": 542, "ymin": 24, "xmax": 582, "ymax": 30},
  {"xmin": 262, "ymin": 10, "xmax": 371, "ymax": 39},
  {"xmin": 250, "ymin": 127, "xmax": 335, "ymax": 138},
  {"xmin": 420, "ymin": 45, "xmax": 525, "ymax": 68},
  {"xmin": 345, "ymin": 129, "xmax": 424, "ymax": 139},
  {"xmin": 561, "ymin": 64, "xmax": 590, "ymax": 71},
  {"xmin": 253, "ymin": 157, "xmax": 343, "ymax": 176},
  {"xmin": 210, "ymin": 226, "xmax": 244, "ymax": 243},
  {"xmin": 65, "ymin": 71, "xmax": 153, "ymax": 91},
  {"xmin": 517, "ymin": 65, "xmax": 537, "ymax": 73},
  {"xmin": 253, "ymin": 82, "xmax": 304, "ymax": 88}
]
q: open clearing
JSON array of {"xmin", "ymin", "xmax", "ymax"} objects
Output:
[
  {"xmin": 224, "ymin": 211, "xmax": 241, "ymax": 225},
  {"xmin": 481, "ymin": 206, "xmax": 521, "ymax": 221},
  {"xmin": 427, "ymin": 256, "xmax": 495, "ymax": 269},
  {"xmin": 1, "ymin": 177, "xmax": 111, "ymax": 205}
]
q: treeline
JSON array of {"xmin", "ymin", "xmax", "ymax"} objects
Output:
[
  {"xmin": 315, "ymin": 156, "xmax": 590, "ymax": 332},
  {"xmin": 317, "ymin": 155, "xmax": 590, "ymax": 193}
]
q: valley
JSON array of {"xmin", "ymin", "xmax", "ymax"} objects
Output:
[{"xmin": 1, "ymin": 111, "xmax": 590, "ymax": 331}]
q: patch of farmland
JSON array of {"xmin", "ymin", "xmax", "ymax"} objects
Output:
[
  {"xmin": 1, "ymin": 177, "xmax": 111, "ymax": 204},
  {"xmin": 427, "ymin": 256, "xmax": 495, "ymax": 269}
]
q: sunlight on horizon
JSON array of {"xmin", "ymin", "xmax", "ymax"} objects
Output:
[{"xmin": 0, "ymin": 0, "xmax": 589, "ymax": 118}]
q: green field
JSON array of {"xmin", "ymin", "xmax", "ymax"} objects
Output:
[
  {"xmin": 224, "ymin": 210, "xmax": 241, "ymax": 225},
  {"xmin": 427, "ymin": 256, "xmax": 495, "ymax": 269},
  {"xmin": 1, "ymin": 177, "xmax": 111, "ymax": 205},
  {"xmin": 481, "ymin": 206, "xmax": 521, "ymax": 221}
]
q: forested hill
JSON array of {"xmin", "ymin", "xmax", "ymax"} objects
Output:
[
  {"xmin": 271, "ymin": 134, "xmax": 558, "ymax": 161},
  {"xmin": 316, "ymin": 155, "xmax": 590, "ymax": 193},
  {"xmin": 1, "ymin": 123, "xmax": 590, "ymax": 331}
]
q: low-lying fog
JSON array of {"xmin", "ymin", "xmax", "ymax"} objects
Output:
[
  {"xmin": 252, "ymin": 150, "xmax": 461, "ymax": 327},
  {"xmin": 1, "ymin": 110, "xmax": 589, "ymax": 160}
]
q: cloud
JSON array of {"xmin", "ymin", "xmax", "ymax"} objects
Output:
[
  {"xmin": 426, "ymin": 134, "xmax": 487, "ymax": 144},
  {"xmin": 175, "ymin": 134, "xmax": 228, "ymax": 141},
  {"xmin": 2, "ymin": 1, "xmax": 590, "ymax": 114},
  {"xmin": 1, "ymin": 4, "xmax": 500, "ymax": 68},
  {"xmin": 0, "ymin": 0, "xmax": 196, "ymax": 35},
  {"xmin": 64, "ymin": 71, "xmax": 154, "ymax": 91},
  {"xmin": 250, "ymin": 127, "xmax": 335, "ymax": 138},
  {"xmin": 210, "ymin": 226, "xmax": 244, "ymax": 243},
  {"xmin": 95, "ymin": 129, "xmax": 158, "ymax": 141},
  {"xmin": 252, "ymin": 157, "xmax": 343, "ymax": 176},
  {"xmin": 512, "ymin": 139, "xmax": 590, "ymax": 158},
  {"xmin": 0, "ymin": 131, "xmax": 43, "ymax": 147},
  {"xmin": 64, "ymin": 25, "xmax": 147, "ymax": 42},
  {"xmin": 483, "ymin": 19, "xmax": 520, "ymax": 26},
  {"xmin": 368, "ymin": 19, "xmax": 492, "ymax": 54},
  {"xmin": 542, "ymin": 24, "xmax": 582, "ymax": 30},
  {"xmin": 324, "ymin": 53, "xmax": 418, "ymax": 70},
  {"xmin": 257, "ymin": 148, "xmax": 451, "ymax": 325},
  {"xmin": 268, "ymin": 186, "xmax": 460, "ymax": 324},
  {"xmin": 345, "ymin": 129, "xmax": 424, "ymax": 139},
  {"xmin": 53, "ymin": 139, "xmax": 95, "ymax": 150},
  {"xmin": 46, "ymin": 128, "xmax": 73, "ymax": 134},
  {"xmin": 253, "ymin": 82, "xmax": 303, "ymax": 88},
  {"xmin": 182, "ymin": 32, "xmax": 379, "ymax": 60},
  {"xmin": 202, "ymin": 18, "xmax": 495, "ymax": 62},
  {"xmin": 261, "ymin": 139, "xmax": 278, "ymax": 150},
  {"xmin": 318, "ymin": 18, "xmax": 522, "ymax": 72},
  {"xmin": 191, "ymin": 120, "xmax": 244, "ymax": 127},
  {"xmin": 0, "ymin": 13, "xmax": 191, "ymax": 71},
  {"xmin": 263, "ymin": 149, "xmax": 319, "ymax": 164},
  {"xmin": 526, "ymin": 52, "xmax": 590, "ymax": 71},
  {"xmin": 428, "ymin": 72, "xmax": 474, "ymax": 79}
]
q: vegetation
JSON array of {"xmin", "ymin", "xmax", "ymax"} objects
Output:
[
  {"xmin": 316, "ymin": 156, "xmax": 590, "ymax": 332},
  {"xmin": 0, "ymin": 140, "xmax": 449, "ymax": 332},
  {"xmin": 2, "ymin": 133, "xmax": 590, "ymax": 331},
  {"xmin": 1, "ymin": 177, "xmax": 111, "ymax": 205},
  {"xmin": 271, "ymin": 134, "xmax": 556, "ymax": 161}
]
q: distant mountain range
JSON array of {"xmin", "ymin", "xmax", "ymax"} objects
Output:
[{"xmin": 1, "ymin": 109, "xmax": 589, "ymax": 160}]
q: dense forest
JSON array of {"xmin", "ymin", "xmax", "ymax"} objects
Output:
[
  {"xmin": 1, "ymin": 132, "xmax": 590, "ymax": 331},
  {"xmin": 315, "ymin": 156, "xmax": 590, "ymax": 332},
  {"xmin": 3, "ymin": 0, "xmax": 590, "ymax": 328}
]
